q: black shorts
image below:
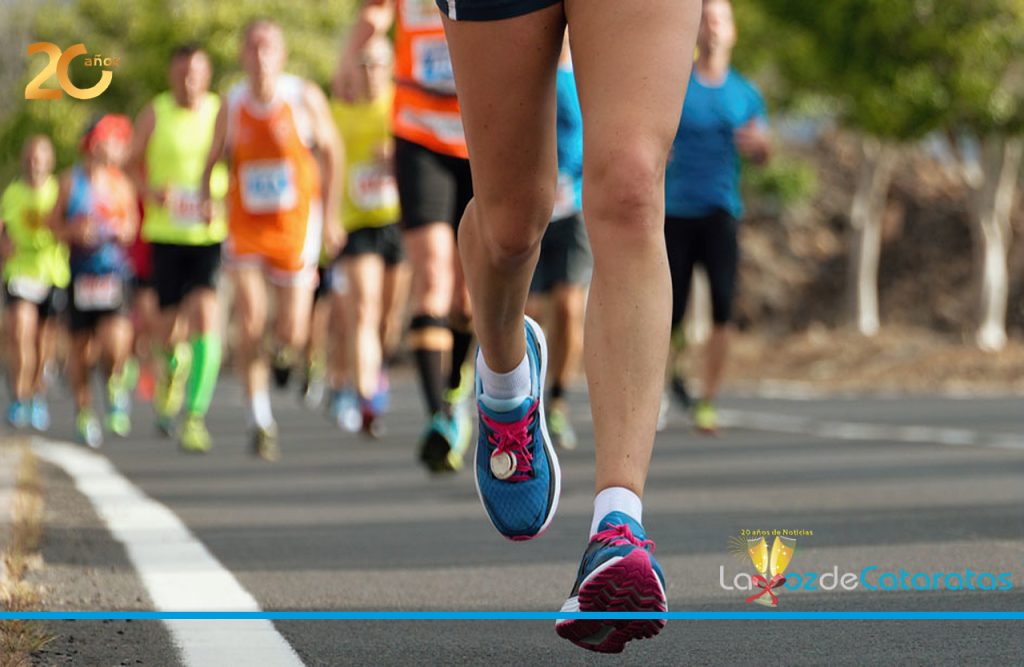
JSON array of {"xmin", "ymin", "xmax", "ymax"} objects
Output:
[
  {"xmin": 436, "ymin": 0, "xmax": 560, "ymax": 21},
  {"xmin": 665, "ymin": 210, "xmax": 739, "ymax": 327},
  {"xmin": 395, "ymin": 137, "xmax": 473, "ymax": 232},
  {"xmin": 4, "ymin": 280, "xmax": 65, "ymax": 321},
  {"xmin": 530, "ymin": 214, "xmax": 592, "ymax": 294},
  {"xmin": 341, "ymin": 224, "xmax": 405, "ymax": 267},
  {"xmin": 68, "ymin": 273, "xmax": 130, "ymax": 333},
  {"xmin": 151, "ymin": 243, "xmax": 222, "ymax": 310}
]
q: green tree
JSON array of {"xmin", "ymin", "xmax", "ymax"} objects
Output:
[{"xmin": 0, "ymin": 0, "xmax": 359, "ymax": 183}]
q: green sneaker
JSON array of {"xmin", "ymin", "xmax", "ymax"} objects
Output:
[
  {"xmin": 694, "ymin": 400, "xmax": 718, "ymax": 434},
  {"xmin": 547, "ymin": 402, "xmax": 578, "ymax": 451},
  {"xmin": 76, "ymin": 409, "xmax": 103, "ymax": 448},
  {"xmin": 155, "ymin": 343, "xmax": 190, "ymax": 424},
  {"xmin": 105, "ymin": 407, "xmax": 131, "ymax": 438},
  {"xmin": 252, "ymin": 424, "xmax": 280, "ymax": 462},
  {"xmin": 179, "ymin": 414, "xmax": 211, "ymax": 453}
]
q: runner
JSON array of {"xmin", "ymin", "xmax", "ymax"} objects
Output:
[
  {"xmin": 665, "ymin": 0, "xmax": 771, "ymax": 433},
  {"xmin": 132, "ymin": 43, "xmax": 228, "ymax": 452},
  {"xmin": 526, "ymin": 37, "xmax": 588, "ymax": 451},
  {"xmin": 300, "ymin": 259, "xmax": 337, "ymax": 412},
  {"xmin": 200, "ymin": 19, "xmax": 343, "ymax": 461},
  {"xmin": 1, "ymin": 136, "xmax": 68, "ymax": 431},
  {"xmin": 335, "ymin": 0, "xmax": 473, "ymax": 471},
  {"xmin": 332, "ymin": 36, "xmax": 406, "ymax": 438},
  {"xmin": 48, "ymin": 115, "xmax": 138, "ymax": 447},
  {"xmin": 437, "ymin": 0, "xmax": 700, "ymax": 652}
]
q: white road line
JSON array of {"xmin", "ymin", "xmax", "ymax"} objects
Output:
[
  {"xmin": 718, "ymin": 410, "xmax": 1023, "ymax": 451},
  {"xmin": 33, "ymin": 439, "xmax": 305, "ymax": 667}
]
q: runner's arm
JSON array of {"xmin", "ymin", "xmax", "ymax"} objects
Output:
[
  {"xmin": 131, "ymin": 104, "xmax": 164, "ymax": 204},
  {"xmin": 47, "ymin": 172, "xmax": 81, "ymax": 245},
  {"xmin": 199, "ymin": 103, "xmax": 229, "ymax": 222},
  {"xmin": 332, "ymin": 0, "xmax": 394, "ymax": 102},
  {"xmin": 305, "ymin": 82, "xmax": 346, "ymax": 256}
]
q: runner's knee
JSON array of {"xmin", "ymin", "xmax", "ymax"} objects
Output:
[{"xmin": 584, "ymin": 145, "xmax": 665, "ymax": 250}]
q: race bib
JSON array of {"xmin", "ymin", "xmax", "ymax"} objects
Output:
[
  {"xmin": 240, "ymin": 160, "xmax": 297, "ymax": 214},
  {"xmin": 402, "ymin": 0, "xmax": 442, "ymax": 28},
  {"xmin": 73, "ymin": 274, "xmax": 123, "ymax": 311},
  {"xmin": 350, "ymin": 163, "xmax": 399, "ymax": 211},
  {"xmin": 411, "ymin": 36, "xmax": 456, "ymax": 94},
  {"xmin": 8, "ymin": 277, "xmax": 49, "ymax": 304},
  {"xmin": 167, "ymin": 187, "xmax": 203, "ymax": 226},
  {"xmin": 551, "ymin": 173, "xmax": 580, "ymax": 221}
]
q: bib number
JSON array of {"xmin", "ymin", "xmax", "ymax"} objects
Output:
[
  {"xmin": 551, "ymin": 173, "xmax": 579, "ymax": 221},
  {"xmin": 350, "ymin": 163, "xmax": 399, "ymax": 211},
  {"xmin": 73, "ymin": 274, "xmax": 122, "ymax": 311},
  {"xmin": 8, "ymin": 277, "xmax": 49, "ymax": 304},
  {"xmin": 167, "ymin": 187, "xmax": 204, "ymax": 226},
  {"xmin": 411, "ymin": 36, "xmax": 456, "ymax": 94},
  {"xmin": 240, "ymin": 160, "xmax": 297, "ymax": 214}
]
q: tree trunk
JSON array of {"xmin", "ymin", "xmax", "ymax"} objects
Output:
[
  {"xmin": 968, "ymin": 136, "xmax": 1022, "ymax": 352},
  {"xmin": 847, "ymin": 137, "xmax": 897, "ymax": 337}
]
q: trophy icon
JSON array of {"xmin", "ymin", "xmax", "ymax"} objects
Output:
[{"xmin": 745, "ymin": 536, "xmax": 795, "ymax": 607}]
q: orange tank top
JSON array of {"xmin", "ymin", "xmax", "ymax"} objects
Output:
[
  {"xmin": 226, "ymin": 75, "xmax": 320, "ymax": 238},
  {"xmin": 393, "ymin": 0, "xmax": 467, "ymax": 159}
]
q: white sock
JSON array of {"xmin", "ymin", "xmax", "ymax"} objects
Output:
[
  {"xmin": 477, "ymin": 350, "xmax": 531, "ymax": 401},
  {"xmin": 590, "ymin": 487, "xmax": 643, "ymax": 538},
  {"xmin": 249, "ymin": 390, "xmax": 274, "ymax": 430}
]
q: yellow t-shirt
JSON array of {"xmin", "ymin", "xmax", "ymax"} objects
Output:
[
  {"xmin": 331, "ymin": 88, "xmax": 401, "ymax": 234},
  {"xmin": 1, "ymin": 177, "xmax": 70, "ymax": 288}
]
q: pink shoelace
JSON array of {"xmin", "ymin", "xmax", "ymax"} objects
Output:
[
  {"xmin": 593, "ymin": 523, "xmax": 656, "ymax": 553},
  {"xmin": 481, "ymin": 401, "xmax": 539, "ymax": 482}
]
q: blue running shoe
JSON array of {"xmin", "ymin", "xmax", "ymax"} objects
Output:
[
  {"xmin": 7, "ymin": 401, "xmax": 29, "ymax": 429},
  {"xmin": 30, "ymin": 397, "xmax": 50, "ymax": 432},
  {"xmin": 555, "ymin": 512, "xmax": 667, "ymax": 653},
  {"xmin": 474, "ymin": 316, "xmax": 560, "ymax": 540}
]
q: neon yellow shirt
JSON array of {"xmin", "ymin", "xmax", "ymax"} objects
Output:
[
  {"xmin": 331, "ymin": 88, "xmax": 400, "ymax": 234},
  {"xmin": 142, "ymin": 91, "xmax": 228, "ymax": 245},
  {"xmin": 1, "ymin": 177, "xmax": 69, "ymax": 288}
]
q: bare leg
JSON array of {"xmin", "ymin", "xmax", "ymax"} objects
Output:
[
  {"xmin": 230, "ymin": 266, "xmax": 268, "ymax": 402},
  {"xmin": 566, "ymin": 0, "xmax": 700, "ymax": 496},
  {"xmin": 443, "ymin": 6, "xmax": 565, "ymax": 374},
  {"xmin": 34, "ymin": 317, "xmax": 57, "ymax": 396},
  {"xmin": 9, "ymin": 302, "xmax": 38, "ymax": 401},
  {"xmin": 274, "ymin": 280, "xmax": 315, "ymax": 352},
  {"xmin": 345, "ymin": 254, "xmax": 385, "ymax": 399},
  {"xmin": 98, "ymin": 315, "xmax": 133, "ymax": 378},
  {"xmin": 702, "ymin": 323, "xmax": 731, "ymax": 401},
  {"xmin": 379, "ymin": 262, "xmax": 409, "ymax": 362},
  {"xmin": 70, "ymin": 333, "xmax": 94, "ymax": 412},
  {"xmin": 549, "ymin": 283, "xmax": 585, "ymax": 392}
]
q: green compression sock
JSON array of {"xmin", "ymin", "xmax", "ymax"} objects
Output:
[{"xmin": 185, "ymin": 333, "xmax": 222, "ymax": 416}]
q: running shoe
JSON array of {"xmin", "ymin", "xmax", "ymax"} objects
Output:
[
  {"xmin": 251, "ymin": 424, "xmax": 280, "ymax": 462},
  {"xmin": 555, "ymin": 512, "xmax": 667, "ymax": 653},
  {"xmin": 328, "ymin": 388, "xmax": 361, "ymax": 433},
  {"xmin": 29, "ymin": 397, "xmax": 50, "ymax": 432},
  {"xmin": 656, "ymin": 392, "xmax": 670, "ymax": 433},
  {"xmin": 670, "ymin": 373, "xmax": 693, "ymax": 410},
  {"xmin": 474, "ymin": 316, "xmax": 560, "ymax": 540},
  {"xmin": 155, "ymin": 414, "xmax": 176, "ymax": 438},
  {"xmin": 106, "ymin": 372, "xmax": 132, "ymax": 437},
  {"xmin": 418, "ymin": 412, "xmax": 463, "ymax": 473},
  {"xmin": 547, "ymin": 401, "xmax": 578, "ymax": 451},
  {"xmin": 76, "ymin": 409, "xmax": 103, "ymax": 449},
  {"xmin": 271, "ymin": 345, "xmax": 297, "ymax": 389},
  {"xmin": 154, "ymin": 344, "xmax": 188, "ymax": 421},
  {"xmin": 179, "ymin": 413, "xmax": 211, "ymax": 454},
  {"xmin": 360, "ymin": 399, "xmax": 384, "ymax": 440},
  {"xmin": 6, "ymin": 401, "xmax": 29, "ymax": 429},
  {"xmin": 372, "ymin": 370, "xmax": 391, "ymax": 415},
  {"xmin": 300, "ymin": 358, "xmax": 327, "ymax": 410},
  {"xmin": 693, "ymin": 400, "xmax": 718, "ymax": 434},
  {"xmin": 105, "ymin": 407, "xmax": 131, "ymax": 438}
]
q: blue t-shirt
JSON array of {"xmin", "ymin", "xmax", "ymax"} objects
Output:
[
  {"xmin": 665, "ymin": 69, "xmax": 767, "ymax": 219},
  {"xmin": 552, "ymin": 65, "xmax": 583, "ymax": 221},
  {"xmin": 66, "ymin": 166, "xmax": 127, "ymax": 277}
]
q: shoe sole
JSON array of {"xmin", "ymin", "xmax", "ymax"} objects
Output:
[
  {"xmin": 473, "ymin": 315, "xmax": 561, "ymax": 541},
  {"xmin": 555, "ymin": 550, "xmax": 667, "ymax": 653}
]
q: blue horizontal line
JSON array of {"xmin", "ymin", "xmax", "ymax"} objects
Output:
[{"xmin": 1, "ymin": 611, "xmax": 1022, "ymax": 620}]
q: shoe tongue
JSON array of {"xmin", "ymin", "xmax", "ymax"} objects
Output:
[
  {"xmin": 479, "ymin": 394, "xmax": 533, "ymax": 422},
  {"xmin": 598, "ymin": 511, "xmax": 646, "ymax": 540}
]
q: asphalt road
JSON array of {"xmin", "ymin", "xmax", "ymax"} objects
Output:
[{"xmin": 13, "ymin": 372, "xmax": 1024, "ymax": 666}]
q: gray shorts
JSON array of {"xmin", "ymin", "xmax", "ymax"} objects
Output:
[{"xmin": 530, "ymin": 213, "xmax": 592, "ymax": 294}]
